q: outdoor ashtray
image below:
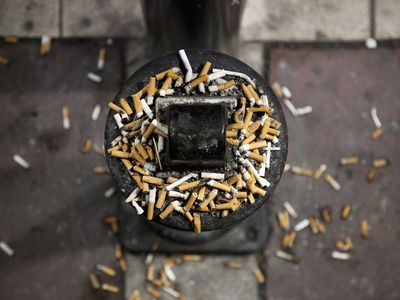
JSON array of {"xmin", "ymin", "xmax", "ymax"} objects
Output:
[{"xmin": 104, "ymin": 49, "xmax": 288, "ymax": 238}]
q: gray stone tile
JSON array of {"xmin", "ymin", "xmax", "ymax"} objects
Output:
[
  {"xmin": 376, "ymin": 0, "xmax": 400, "ymax": 39},
  {"xmin": 240, "ymin": 0, "xmax": 369, "ymax": 41},
  {"xmin": 238, "ymin": 42, "xmax": 265, "ymax": 77},
  {"xmin": 63, "ymin": 0, "xmax": 145, "ymax": 37},
  {"xmin": 0, "ymin": 0, "xmax": 59, "ymax": 37},
  {"xmin": 125, "ymin": 254, "xmax": 262, "ymax": 300}
]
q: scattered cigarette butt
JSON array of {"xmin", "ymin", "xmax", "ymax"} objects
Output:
[
  {"xmin": 290, "ymin": 166, "xmax": 313, "ymax": 177},
  {"xmin": 88, "ymin": 273, "xmax": 100, "ymax": 289},
  {"xmin": 193, "ymin": 213, "xmax": 201, "ymax": 234},
  {"xmin": 281, "ymin": 231, "xmax": 296, "ymax": 248},
  {"xmin": 87, "ymin": 72, "xmax": 102, "ymax": 83},
  {"xmin": 294, "ymin": 218, "xmax": 310, "ymax": 231},
  {"xmin": 275, "ymin": 250, "xmax": 299, "ymax": 264},
  {"xmin": 62, "ymin": 106, "xmax": 70, "ymax": 129},
  {"xmin": 94, "ymin": 166, "xmax": 107, "ymax": 174},
  {"xmin": 129, "ymin": 290, "xmax": 141, "ymax": 300},
  {"xmin": 320, "ymin": 207, "xmax": 331, "ymax": 223},
  {"xmin": 0, "ymin": 241, "xmax": 14, "ymax": 256},
  {"xmin": 372, "ymin": 158, "xmax": 389, "ymax": 169},
  {"xmin": 253, "ymin": 267, "xmax": 265, "ymax": 283},
  {"xmin": 331, "ymin": 251, "xmax": 351, "ymax": 261},
  {"xmin": 272, "ymin": 82, "xmax": 283, "ymax": 98},
  {"xmin": 336, "ymin": 237, "xmax": 353, "ymax": 251},
  {"xmin": 162, "ymin": 286, "xmax": 181, "ymax": 298},
  {"xmin": 40, "ymin": 35, "xmax": 51, "ymax": 55},
  {"xmin": 96, "ymin": 264, "xmax": 116, "ymax": 277},
  {"xmin": 91, "ymin": 104, "xmax": 101, "ymax": 121},
  {"xmin": 0, "ymin": 55, "xmax": 9, "ymax": 65},
  {"xmin": 147, "ymin": 286, "xmax": 161, "ymax": 298},
  {"xmin": 371, "ymin": 128, "xmax": 383, "ymax": 139},
  {"xmin": 119, "ymin": 257, "xmax": 128, "ymax": 272},
  {"xmin": 281, "ymin": 86, "xmax": 292, "ymax": 99},
  {"xmin": 97, "ymin": 48, "xmax": 106, "ymax": 70},
  {"xmin": 104, "ymin": 186, "xmax": 117, "ymax": 198},
  {"xmin": 313, "ymin": 164, "xmax": 327, "ymax": 179},
  {"xmin": 324, "ymin": 174, "xmax": 341, "ymax": 191},
  {"xmin": 224, "ymin": 261, "xmax": 243, "ymax": 270},
  {"xmin": 340, "ymin": 156, "xmax": 359, "ymax": 166},
  {"xmin": 13, "ymin": 154, "xmax": 30, "ymax": 170},
  {"xmin": 178, "ymin": 49, "xmax": 193, "ymax": 83},
  {"xmin": 277, "ymin": 210, "xmax": 290, "ymax": 231},
  {"xmin": 340, "ymin": 204, "xmax": 352, "ymax": 220},
  {"xmin": 283, "ymin": 201, "xmax": 298, "ymax": 219},
  {"xmin": 101, "ymin": 283, "xmax": 119, "ymax": 293},
  {"xmin": 360, "ymin": 219, "xmax": 370, "ymax": 238},
  {"xmin": 370, "ymin": 106, "xmax": 382, "ymax": 128},
  {"xmin": 182, "ymin": 254, "xmax": 202, "ymax": 262},
  {"xmin": 81, "ymin": 138, "xmax": 93, "ymax": 153},
  {"xmin": 366, "ymin": 169, "xmax": 376, "ymax": 182}
]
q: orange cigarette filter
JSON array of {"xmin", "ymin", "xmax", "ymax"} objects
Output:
[
  {"xmin": 108, "ymin": 102, "xmax": 125, "ymax": 113},
  {"xmin": 132, "ymin": 94, "xmax": 143, "ymax": 115},
  {"xmin": 111, "ymin": 150, "xmax": 130, "ymax": 158},
  {"xmin": 179, "ymin": 180, "xmax": 200, "ymax": 192},
  {"xmin": 194, "ymin": 213, "xmax": 201, "ymax": 234},
  {"xmin": 133, "ymin": 164, "xmax": 147, "ymax": 175},
  {"xmin": 161, "ymin": 76, "xmax": 172, "ymax": 91},
  {"xmin": 247, "ymin": 85, "xmax": 260, "ymax": 101},
  {"xmin": 131, "ymin": 148, "xmax": 147, "ymax": 165},
  {"xmin": 242, "ymin": 110, "xmax": 254, "ymax": 131},
  {"xmin": 240, "ymin": 83, "xmax": 254, "ymax": 101},
  {"xmin": 200, "ymin": 61, "xmax": 212, "ymax": 75},
  {"xmin": 197, "ymin": 186, "xmax": 206, "ymax": 201},
  {"xmin": 184, "ymin": 192, "xmax": 198, "ymax": 211},
  {"xmin": 136, "ymin": 143, "xmax": 149, "ymax": 160},
  {"xmin": 142, "ymin": 176, "xmax": 164, "ymax": 186},
  {"xmin": 156, "ymin": 190, "xmax": 167, "ymax": 208},
  {"xmin": 119, "ymin": 98, "xmax": 133, "ymax": 115},
  {"xmin": 189, "ymin": 74, "xmax": 208, "ymax": 88},
  {"xmin": 159, "ymin": 202, "xmax": 176, "ymax": 219},
  {"xmin": 199, "ymin": 189, "xmax": 218, "ymax": 208},
  {"xmin": 227, "ymin": 138, "xmax": 240, "ymax": 146},
  {"xmin": 217, "ymin": 80, "xmax": 235, "ymax": 91},
  {"xmin": 148, "ymin": 77, "xmax": 156, "ymax": 96}
]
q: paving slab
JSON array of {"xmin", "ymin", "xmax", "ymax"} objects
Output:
[
  {"xmin": 376, "ymin": 0, "xmax": 400, "ymax": 39},
  {"xmin": 0, "ymin": 41, "xmax": 123, "ymax": 300},
  {"xmin": 241, "ymin": 0, "xmax": 369, "ymax": 42},
  {"xmin": 125, "ymin": 254, "xmax": 264, "ymax": 300},
  {"xmin": 266, "ymin": 47, "xmax": 400, "ymax": 299},
  {"xmin": 62, "ymin": 0, "xmax": 145, "ymax": 37},
  {"xmin": 0, "ymin": 0, "xmax": 59, "ymax": 37}
]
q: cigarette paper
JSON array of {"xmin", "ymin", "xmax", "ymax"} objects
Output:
[
  {"xmin": 253, "ymin": 267, "xmax": 265, "ymax": 283},
  {"xmin": 162, "ymin": 286, "xmax": 181, "ymax": 298},
  {"xmin": 370, "ymin": 106, "xmax": 382, "ymax": 128},
  {"xmin": 283, "ymin": 201, "xmax": 298, "ymax": 219},
  {"xmin": 340, "ymin": 156, "xmax": 359, "ymax": 166},
  {"xmin": 166, "ymin": 173, "xmax": 198, "ymax": 191},
  {"xmin": 281, "ymin": 86, "xmax": 292, "ymax": 99},
  {"xmin": 87, "ymin": 72, "xmax": 102, "ymax": 83},
  {"xmin": 296, "ymin": 106, "xmax": 313, "ymax": 115},
  {"xmin": 178, "ymin": 49, "xmax": 193, "ymax": 82},
  {"xmin": 13, "ymin": 154, "xmax": 30, "ymax": 169},
  {"xmin": 294, "ymin": 218, "xmax": 310, "ymax": 231},
  {"xmin": 213, "ymin": 68, "xmax": 256, "ymax": 87},
  {"xmin": 0, "ymin": 241, "xmax": 14, "ymax": 256},
  {"xmin": 201, "ymin": 172, "xmax": 225, "ymax": 180},
  {"xmin": 283, "ymin": 99, "xmax": 298, "ymax": 116},
  {"xmin": 331, "ymin": 251, "xmax": 351, "ymax": 260},
  {"xmin": 91, "ymin": 104, "xmax": 101, "ymax": 121}
]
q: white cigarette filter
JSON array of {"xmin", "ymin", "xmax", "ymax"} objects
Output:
[
  {"xmin": 131, "ymin": 200, "xmax": 144, "ymax": 214},
  {"xmin": 141, "ymin": 99, "xmax": 154, "ymax": 119},
  {"xmin": 200, "ymin": 172, "xmax": 225, "ymax": 180},
  {"xmin": 87, "ymin": 72, "xmax": 102, "ymax": 83},
  {"xmin": 331, "ymin": 251, "xmax": 351, "ymax": 260},
  {"xmin": 166, "ymin": 173, "xmax": 198, "ymax": 191},
  {"xmin": 281, "ymin": 86, "xmax": 292, "ymax": 99},
  {"xmin": 370, "ymin": 106, "xmax": 382, "ymax": 128},
  {"xmin": 91, "ymin": 104, "xmax": 101, "ymax": 121},
  {"xmin": 0, "ymin": 241, "xmax": 14, "ymax": 256},
  {"xmin": 294, "ymin": 218, "xmax": 310, "ymax": 231},
  {"xmin": 13, "ymin": 154, "xmax": 30, "ymax": 169},
  {"xmin": 178, "ymin": 49, "xmax": 193, "ymax": 82},
  {"xmin": 283, "ymin": 201, "xmax": 298, "ymax": 219}
]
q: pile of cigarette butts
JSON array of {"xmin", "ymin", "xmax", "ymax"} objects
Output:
[{"xmin": 107, "ymin": 49, "xmax": 283, "ymax": 233}]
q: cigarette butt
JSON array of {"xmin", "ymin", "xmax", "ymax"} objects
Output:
[
  {"xmin": 96, "ymin": 264, "xmax": 117, "ymax": 277},
  {"xmin": 182, "ymin": 254, "xmax": 202, "ymax": 261},
  {"xmin": 241, "ymin": 134, "xmax": 256, "ymax": 145},
  {"xmin": 217, "ymin": 80, "xmax": 235, "ymax": 91},
  {"xmin": 290, "ymin": 166, "xmax": 313, "ymax": 177},
  {"xmin": 193, "ymin": 213, "xmax": 201, "ymax": 234},
  {"xmin": 40, "ymin": 35, "xmax": 51, "ymax": 55},
  {"xmin": 226, "ymin": 130, "xmax": 237, "ymax": 138},
  {"xmin": 97, "ymin": 48, "xmax": 106, "ymax": 70},
  {"xmin": 108, "ymin": 102, "xmax": 125, "ymax": 113},
  {"xmin": 272, "ymin": 82, "xmax": 283, "ymax": 98},
  {"xmin": 159, "ymin": 202, "xmax": 175, "ymax": 219},
  {"xmin": 324, "ymin": 174, "xmax": 341, "ymax": 191},
  {"xmin": 114, "ymin": 243, "xmax": 122, "ymax": 259},
  {"xmin": 277, "ymin": 210, "xmax": 290, "ymax": 230},
  {"xmin": 143, "ymin": 124, "xmax": 155, "ymax": 141},
  {"xmin": 242, "ymin": 110, "xmax": 254, "ymax": 133},
  {"xmin": 179, "ymin": 180, "xmax": 200, "ymax": 192},
  {"xmin": 372, "ymin": 158, "xmax": 389, "ymax": 168},
  {"xmin": 281, "ymin": 231, "xmax": 297, "ymax": 248},
  {"xmin": 167, "ymin": 176, "xmax": 178, "ymax": 184},
  {"xmin": 4, "ymin": 36, "xmax": 18, "ymax": 44},
  {"xmin": 360, "ymin": 219, "xmax": 369, "ymax": 238},
  {"xmin": 246, "ymin": 121, "xmax": 261, "ymax": 136},
  {"xmin": 224, "ymin": 262, "xmax": 243, "ymax": 270},
  {"xmin": 253, "ymin": 267, "xmax": 265, "ymax": 283},
  {"xmin": 189, "ymin": 74, "xmax": 208, "ymax": 89},
  {"xmin": 111, "ymin": 150, "xmax": 130, "ymax": 159},
  {"xmin": 336, "ymin": 237, "xmax": 353, "ymax": 251},
  {"xmin": 81, "ymin": 138, "xmax": 93, "ymax": 153},
  {"xmin": 227, "ymin": 138, "xmax": 240, "ymax": 146},
  {"xmin": 331, "ymin": 251, "xmax": 351, "ymax": 261},
  {"xmin": 248, "ymin": 106, "xmax": 274, "ymax": 114},
  {"xmin": 142, "ymin": 176, "xmax": 164, "ymax": 186},
  {"xmin": 248, "ymin": 193, "xmax": 255, "ymax": 204},
  {"xmin": 340, "ymin": 156, "xmax": 359, "ymax": 166},
  {"xmin": 340, "ymin": 204, "xmax": 352, "ymax": 220},
  {"xmin": 119, "ymin": 257, "xmax": 128, "ymax": 272},
  {"xmin": 366, "ymin": 169, "xmax": 376, "ymax": 182},
  {"xmin": 132, "ymin": 173, "xmax": 144, "ymax": 190},
  {"xmin": 62, "ymin": 106, "xmax": 70, "ymax": 129},
  {"xmin": 94, "ymin": 166, "xmax": 107, "ymax": 174},
  {"xmin": 13, "ymin": 154, "xmax": 30, "ymax": 170},
  {"xmin": 147, "ymin": 201, "xmax": 155, "ymax": 220},
  {"xmin": 247, "ymin": 85, "xmax": 260, "ymax": 101},
  {"xmin": 199, "ymin": 189, "xmax": 218, "ymax": 208},
  {"xmin": 136, "ymin": 143, "xmax": 149, "ymax": 160},
  {"xmin": 275, "ymin": 250, "xmax": 300, "ymax": 264},
  {"xmin": 91, "ymin": 104, "xmax": 101, "ymax": 121},
  {"xmin": 131, "ymin": 148, "xmax": 147, "ymax": 165},
  {"xmin": 200, "ymin": 61, "xmax": 212, "ymax": 75},
  {"xmin": 147, "ymin": 286, "xmax": 161, "ymax": 298},
  {"xmin": 159, "ymin": 76, "xmax": 172, "ymax": 96},
  {"xmin": 313, "ymin": 164, "xmax": 327, "ymax": 179},
  {"xmin": 371, "ymin": 128, "xmax": 383, "ymax": 139},
  {"xmin": 132, "ymin": 95, "xmax": 143, "ymax": 117},
  {"xmin": 101, "ymin": 283, "xmax": 119, "ymax": 293},
  {"xmin": 241, "ymin": 83, "xmax": 254, "ymax": 102},
  {"xmin": 249, "ymin": 184, "xmax": 266, "ymax": 196},
  {"xmin": 155, "ymin": 190, "xmax": 167, "ymax": 209},
  {"xmin": 129, "ymin": 290, "xmax": 141, "ymax": 300},
  {"xmin": 245, "ymin": 151, "xmax": 265, "ymax": 163},
  {"xmin": 88, "ymin": 273, "xmax": 100, "ymax": 289},
  {"xmin": 227, "ymin": 123, "xmax": 244, "ymax": 130},
  {"xmin": 320, "ymin": 207, "xmax": 331, "ymax": 223},
  {"xmin": 207, "ymin": 180, "xmax": 231, "ymax": 193},
  {"xmin": 197, "ymin": 186, "xmax": 206, "ymax": 201},
  {"xmin": 119, "ymin": 98, "xmax": 134, "ymax": 115}
]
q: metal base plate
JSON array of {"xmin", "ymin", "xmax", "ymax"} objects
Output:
[{"xmin": 120, "ymin": 200, "xmax": 268, "ymax": 253}]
